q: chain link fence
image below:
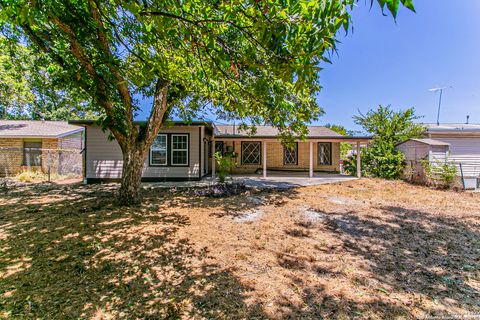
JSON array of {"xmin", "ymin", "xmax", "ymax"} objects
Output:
[{"xmin": 0, "ymin": 147, "xmax": 83, "ymax": 183}]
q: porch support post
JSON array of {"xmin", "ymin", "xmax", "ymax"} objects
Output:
[
  {"xmin": 211, "ymin": 139, "xmax": 216, "ymax": 178},
  {"xmin": 309, "ymin": 141, "xmax": 313, "ymax": 178},
  {"xmin": 263, "ymin": 140, "xmax": 267, "ymax": 178},
  {"xmin": 356, "ymin": 141, "xmax": 361, "ymax": 178}
]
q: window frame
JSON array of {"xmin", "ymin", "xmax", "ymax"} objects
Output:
[
  {"xmin": 149, "ymin": 134, "xmax": 168, "ymax": 166},
  {"xmin": 171, "ymin": 134, "xmax": 189, "ymax": 166},
  {"xmin": 317, "ymin": 142, "xmax": 332, "ymax": 166},
  {"xmin": 241, "ymin": 141, "xmax": 262, "ymax": 165},
  {"xmin": 23, "ymin": 140, "xmax": 42, "ymax": 166},
  {"xmin": 283, "ymin": 142, "xmax": 298, "ymax": 166}
]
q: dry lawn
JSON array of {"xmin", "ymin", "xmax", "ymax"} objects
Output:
[{"xmin": 0, "ymin": 179, "xmax": 479, "ymax": 319}]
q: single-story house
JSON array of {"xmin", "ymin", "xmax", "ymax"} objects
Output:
[
  {"xmin": 0, "ymin": 120, "xmax": 84, "ymax": 177},
  {"xmin": 425, "ymin": 123, "xmax": 480, "ymax": 177},
  {"xmin": 396, "ymin": 123, "xmax": 480, "ymax": 188},
  {"xmin": 70, "ymin": 120, "xmax": 370, "ymax": 183}
]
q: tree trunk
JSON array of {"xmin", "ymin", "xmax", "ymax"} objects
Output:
[
  {"xmin": 117, "ymin": 145, "xmax": 148, "ymax": 205},
  {"xmin": 115, "ymin": 79, "xmax": 170, "ymax": 206}
]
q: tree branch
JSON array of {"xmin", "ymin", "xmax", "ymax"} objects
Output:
[{"xmin": 88, "ymin": 0, "xmax": 134, "ymax": 129}]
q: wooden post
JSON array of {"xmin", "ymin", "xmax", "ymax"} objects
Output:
[
  {"xmin": 356, "ymin": 141, "xmax": 361, "ymax": 178},
  {"xmin": 263, "ymin": 141, "xmax": 267, "ymax": 178},
  {"xmin": 211, "ymin": 140, "xmax": 215, "ymax": 178},
  {"xmin": 309, "ymin": 141, "xmax": 313, "ymax": 178}
]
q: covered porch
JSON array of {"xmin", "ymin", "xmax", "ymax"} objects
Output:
[{"xmin": 211, "ymin": 137, "xmax": 370, "ymax": 179}]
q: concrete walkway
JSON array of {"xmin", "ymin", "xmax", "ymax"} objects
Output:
[{"xmin": 143, "ymin": 172, "xmax": 357, "ymax": 190}]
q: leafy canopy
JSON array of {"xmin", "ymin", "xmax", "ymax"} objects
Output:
[
  {"xmin": 349, "ymin": 105, "xmax": 425, "ymax": 179},
  {"xmin": 0, "ymin": 0, "xmax": 414, "ymax": 138},
  {"xmin": 0, "ymin": 36, "xmax": 96, "ymax": 120},
  {"xmin": 354, "ymin": 105, "xmax": 425, "ymax": 146}
]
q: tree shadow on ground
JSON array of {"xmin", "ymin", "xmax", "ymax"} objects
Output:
[
  {"xmin": 0, "ymin": 185, "xmax": 268, "ymax": 319},
  {"xmin": 182, "ymin": 187, "xmax": 300, "ymax": 219},
  {"xmin": 274, "ymin": 204, "xmax": 480, "ymax": 319}
]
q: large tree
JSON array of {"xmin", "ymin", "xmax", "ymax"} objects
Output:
[{"xmin": 0, "ymin": 0, "xmax": 414, "ymax": 204}]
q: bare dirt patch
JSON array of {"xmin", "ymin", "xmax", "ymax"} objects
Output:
[{"xmin": 0, "ymin": 179, "xmax": 479, "ymax": 319}]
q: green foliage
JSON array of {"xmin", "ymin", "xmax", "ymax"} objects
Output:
[
  {"xmin": 352, "ymin": 105, "xmax": 424, "ymax": 179},
  {"xmin": 0, "ymin": 36, "xmax": 96, "ymax": 120},
  {"xmin": 353, "ymin": 105, "xmax": 425, "ymax": 146},
  {"xmin": 215, "ymin": 152, "xmax": 236, "ymax": 183},
  {"xmin": 422, "ymin": 159, "xmax": 457, "ymax": 188},
  {"xmin": 0, "ymin": 0, "xmax": 414, "ymax": 137},
  {"xmin": 361, "ymin": 143, "xmax": 405, "ymax": 179},
  {"xmin": 325, "ymin": 123, "xmax": 357, "ymax": 160},
  {"xmin": 0, "ymin": 0, "xmax": 414, "ymax": 202}
]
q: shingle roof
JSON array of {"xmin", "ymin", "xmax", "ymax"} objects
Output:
[
  {"xmin": 409, "ymin": 138, "xmax": 450, "ymax": 146},
  {"xmin": 0, "ymin": 120, "xmax": 84, "ymax": 138},
  {"xmin": 214, "ymin": 125, "xmax": 343, "ymax": 138}
]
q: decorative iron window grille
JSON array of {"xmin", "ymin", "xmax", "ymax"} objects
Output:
[
  {"xmin": 241, "ymin": 141, "xmax": 261, "ymax": 165},
  {"xmin": 283, "ymin": 143, "xmax": 298, "ymax": 165},
  {"xmin": 317, "ymin": 142, "xmax": 332, "ymax": 165}
]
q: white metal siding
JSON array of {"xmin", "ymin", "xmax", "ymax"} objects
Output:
[
  {"xmin": 430, "ymin": 145, "xmax": 448, "ymax": 163},
  {"xmin": 429, "ymin": 136, "xmax": 480, "ymax": 177},
  {"xmin": 86, "ymin": 125, "xmax": 201, "ymax": 179}
]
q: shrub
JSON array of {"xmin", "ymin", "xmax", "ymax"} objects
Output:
[
  {"xmin": 422, "ymin": 159, "xmax": 457, "ymax": 189},
  {"xmin": 16, "ymin": 170, "xmax": 48, "ymax": 183},
  {"xmin": 214, "ymin": 152, "xmax": 236, "ymax": 183},
  {"xmin": 343, "ymin": 144, "xmax": 405, "ymax": 179}
]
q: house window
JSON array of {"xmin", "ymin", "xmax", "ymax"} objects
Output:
[
  {"xmin": 150, "ymin": 134, "xmax": 168, "ymax": 165},
  {"xmin": 242, "ymin": 141, "xmax": 261, "ymax": 165},
  {"xmin": 171, "ymin": 134, "xmax": 189, "ymax": 165},
  {"xmin": 215, "ymin": 141, "xmax": 224, "ymax": 156},
  {"xmin": 317, "ymin": 142, "xmax": 332, "ymax": 165},
  {"xmin": 23, "ymin": 141, "xmax": 42, "ymax": 166},
  {"xmin": 283, "ymin": 143, "xmax": 298, "ymax": 165}
]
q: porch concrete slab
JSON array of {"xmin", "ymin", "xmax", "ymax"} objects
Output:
[
  {"xmin": 232, "ymin": 173, "xmax": 357, "ymax": 189},
  {"xmin": 143, "ymin": 172, "xmax": 357, "ymax": 190}
]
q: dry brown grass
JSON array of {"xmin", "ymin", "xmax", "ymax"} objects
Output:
[{"xmin": 0, "ymin": 179, "xmax": 479, "ymax": 319}]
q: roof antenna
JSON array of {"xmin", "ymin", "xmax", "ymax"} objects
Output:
[
  {"xmin": 466, "ymin": 115, "xmax": 470, "ymax": 124},
  {"xmin": 429, "ymin": 85, "xmax": 452, "ymax": 125}
]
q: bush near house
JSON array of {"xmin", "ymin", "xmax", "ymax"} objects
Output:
[
  {"xmin": 347, "ymin": 105, "xmax": 425, "ymax": 179},
  {"xmin": 215, "ymin": 152, "xmax": 236, "ymax": 183},
  {"xmin": 421, "ymin": 159, "xmax": 458, "ymax": 189}
]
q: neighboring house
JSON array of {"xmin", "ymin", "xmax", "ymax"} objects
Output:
[
  {"xmin": 425, "ymin": 123, "xmax": 480, "ymax": 177},
  {"xmin": 396, "ymin": 123, "xmax": 480, "ymax": 188},
  {"xmin": 70, "ymin": 120, "xmax": 370, "ymax": 183},
  {"xmin": 0, "ymin": 120, "xmax": 84, "ymax": 177}
]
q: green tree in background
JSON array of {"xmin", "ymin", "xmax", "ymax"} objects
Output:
[
  {"xmin": 346, "ymin": 105, "xmax": 425, "ymax": 179},
  {"xmin": 324, "ymin": 123, "xmax": 359, "ymax": 160},
  {"xmin": 0, "ymin": 0, "xmax": 414, "ymax": 204},
  {"xmin": 0, "ymin": 37, "xmax": 96, "ymax": 120}
]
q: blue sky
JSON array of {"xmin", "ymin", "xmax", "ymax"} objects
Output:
[
  {"xmin": 139, "ymin": 1, "xmax": 480, "ymax": 131},
  {"xmin": 318, "ymin": 0, "xmax": 480, "ymax": 131}
]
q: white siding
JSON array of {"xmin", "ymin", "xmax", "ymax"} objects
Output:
[
  {"xmin": 86, "ymin": 125, "xmax": 202, "ymax": 179},
  {"xmin": 429, "ymin": 136, "xmax": 480, "ymax": 177},
  {"xmin": 430, "ymin": 146, "xmax": 448, "ymax": 163}
]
